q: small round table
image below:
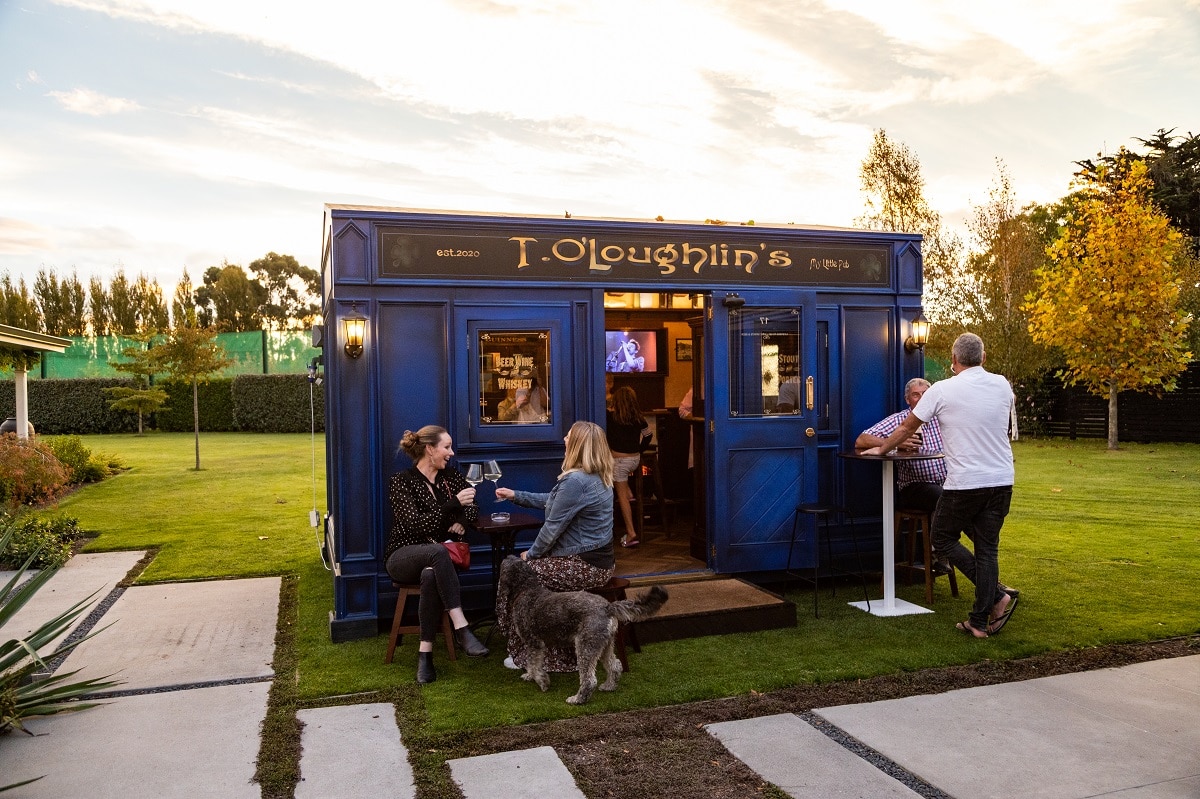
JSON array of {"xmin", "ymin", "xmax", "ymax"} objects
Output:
[{"xmin": 838, "ymin": 450, "xmax": 944, "ymax": 617}]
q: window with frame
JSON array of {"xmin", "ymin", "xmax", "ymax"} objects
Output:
[{"xmin": 478, "ymin": 330, "xmax": 553, "ymax": 425}]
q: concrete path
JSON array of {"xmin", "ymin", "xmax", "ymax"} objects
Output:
[
  {"xmin": 0, "ymin": 551, "xmax": 144, "ymax": 652},
  {"xmin": 816, "ymin": 654, "xmax": 1200, "ymax": 799},
  {"xmin": 296, "ymin": 703, "xmax": 413, "ymax": 799}
]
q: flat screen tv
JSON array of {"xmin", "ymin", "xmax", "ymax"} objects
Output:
[{"xmin": 604, "ymin": 329, "xmax": 664, "ymax": 374}]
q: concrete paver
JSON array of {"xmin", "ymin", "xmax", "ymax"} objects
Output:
[
  {"xmin": 0, "ymin": 551, "xmax": 145, "ymax": 652},
  {"xmin": 55, "ymin": 576, "xmax": 280, "ymax": 691},
  {"xmin": 0, "ymin": 682, "xmax": 268, "ymax": 798},
  {"xmin": 296, "ymin": 703, "xmax": 413, "ymax": 799},
  {"xmin": 816, "ymin": 655, "xmax": 1200, "ymax": 799},
  {"xmin": 707, "ymin": 713, "xmax": 922, "ymax": 798},
  {"xmin": 448, "ymin": 746, "xmax": 587, "ymax": 799}
]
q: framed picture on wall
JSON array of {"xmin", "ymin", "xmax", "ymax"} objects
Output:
[{"xmin": 675, "ymin": 339, "xmax": 693, "ymax": 362}]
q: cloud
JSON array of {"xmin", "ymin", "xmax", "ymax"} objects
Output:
[
  {"xmin": 48, "ymin": 88, "xmax": 141, "ymax": 115},
  {"xmin": 0, "ymin": 217, "xmax": 54, "ymax": 254}
]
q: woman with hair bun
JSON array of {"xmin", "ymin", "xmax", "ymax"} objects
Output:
[{"xmin": 387, "ymin": 425, "xmax": 489, "ymax": 684}]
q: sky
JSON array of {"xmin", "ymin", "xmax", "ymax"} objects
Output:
[{"xmin": 2, "ymin": 0, "xmax": 1199, "ymax": 295}]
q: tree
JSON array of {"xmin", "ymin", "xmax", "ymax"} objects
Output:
[
  {"xmin": 61, "ymin": 272, "xmax": 88, "ymax": 336},
  {"xmin": 172, "ymin": 268, "xmax": 198, "ymax": 328},
  {"xmin": 88, "ymin": 276, "xmax": 110, "ymax": 336},
  {"xmin": 856, "ymin": 128, "xmax": 964, "ymax": 362},
  {"xmin": 249, "ymin": 252, "xmax": 320, "ymax": 330},
  {"xmin": 132, "ymin": 273, "xmax": 169, "ymax": 333},
  {"xmin": 108, "ymin": 269, "xmax": 138, "ymax": 335},
  {"xmin": 195, "ymin": 263, "xmax": 265, "ymax": 332},
  {"xmin": 952, "ymin": 161, "xmax": 1056, "ymax": 385},
  {"xmin": 0, "ymin": 274, "xmax": 42, "ymax": 371},
  {"xmin": 106, "ymin": 335, "xmax": 168, "ymax": 435},
  {"xmin": 33, "ymin": 269, "xmax": 65, "ymax": 335},
  {"xmin": 148, "ymin": 326, "xmax": 232, "ymax": 469},
  {"xmin": 1026, "ymin": 154, "xmax": 1191, "ymax": 449}
]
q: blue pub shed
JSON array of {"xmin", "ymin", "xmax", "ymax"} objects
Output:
[{"xmin": 320, "ymin": 206, "xmax": 925, "ymax": 641}]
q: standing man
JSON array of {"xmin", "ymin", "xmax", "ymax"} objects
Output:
[
  {"xmin": 855, "ymin": 377, "xmax": 945, "ymax": 514},
  {"xmin": 863, "ymin": 333, "xmax": 1018, "ymax": 638}
]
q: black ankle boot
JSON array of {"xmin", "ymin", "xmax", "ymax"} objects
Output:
[
  {"xmin": 455, "ymin": 625, "xmax": 489, "ymax": 657},
  {"xmin": 416, "ymin": 651, "xmax": 436, "ymax": 684}
]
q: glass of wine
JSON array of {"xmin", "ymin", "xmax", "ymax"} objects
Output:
[
  {"xmin": 465, "ymin": 463, "xmax": 483, "ymax": 487},
  {"xmin": 484, "ymin": 460, "xmax": 502, "ymax": 483}
]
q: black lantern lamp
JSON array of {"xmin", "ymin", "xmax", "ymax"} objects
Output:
[
  {"xmin": 904, "ymin": 312, "xmax": 930, "ymax": 353},
  {"xmin": 342, "ymin": 303, "xmax": 366, "ymax": 359}
]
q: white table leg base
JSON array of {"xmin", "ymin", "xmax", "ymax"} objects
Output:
[{"xmin": 848, "ymin": 598, "xmax": 933, "ymax": 616}]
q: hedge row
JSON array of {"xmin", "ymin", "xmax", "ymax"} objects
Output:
[
  {"xmin": 0, "ymin": 375, "xmax": 324, "ymax": 434},
  {"xmin": 0, "ymin": 378, "xmax": 138, "ymax": 434}
]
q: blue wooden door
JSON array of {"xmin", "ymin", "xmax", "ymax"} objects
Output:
[{"xmin": 705, "ymin": 289, "xmax": 819, "ymax": 573}]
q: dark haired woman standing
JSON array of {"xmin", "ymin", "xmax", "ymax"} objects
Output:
[{"xmin": 387, "ymin": 425, "xmax": 488, "ymax": 683}]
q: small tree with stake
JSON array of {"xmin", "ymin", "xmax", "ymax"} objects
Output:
[
  {"xmin": 105, "ymin": 334, "xmax": 168, "ymax": 435},
  {"xmin": 149, "ymin": 325, "xmax": 232, "ymax": 470}
]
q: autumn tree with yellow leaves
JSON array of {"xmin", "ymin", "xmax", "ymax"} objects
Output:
[{"xmin": 1026, "ymin": 152, "xmax": 1192, "ymax": 449}]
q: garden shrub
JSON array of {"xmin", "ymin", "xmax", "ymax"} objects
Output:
[
  {"xmin": 155, "ymin": 377, "xmax": 236, "ymax": 432},
  {"xmin": 0, "ymin": 435, "xmax": 69, "ymax": 508},
  {"xmin": 42, "ymin": 435, "xmax": 123, "ymax": 484},
  {"xmin": 0, "ymin": 513, "xmax": 80, "ymax": 570},
  {"xmin": 232, "ymin": 373, "xmax": 325, "ymax": 433}
]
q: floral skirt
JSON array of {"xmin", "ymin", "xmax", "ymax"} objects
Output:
[{"xmin": 496, "ymin": 555, "xmax": 615, "ymax": 673}]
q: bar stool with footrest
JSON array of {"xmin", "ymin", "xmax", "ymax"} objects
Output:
[
  {"xmin": 384, "ymin": 582, "xmax": 457, "ymax": 664},
  {"xmin": 786, "ymin": 504, "xmax": 871, "ymax": 618},
  {"xmin": 895, "ymin": 508, "xmax": 958, "ymax": 604},
  {"xmin": 587, "ymin": 576, "xmax": 642, "ymax": 672}
]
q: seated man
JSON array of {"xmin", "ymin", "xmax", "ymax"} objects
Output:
[{"xmin": 855, "ymin": 378, "xmax": 944, "ymax": 514}]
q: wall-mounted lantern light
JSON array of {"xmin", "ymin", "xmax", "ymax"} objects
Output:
[
  {"xmin": 342, "ymin": 303, "xmax": 366, "ymax": 359},
  {"xmin": 904, "ymin": 312, "xmax": 930, "ymax": 353}
]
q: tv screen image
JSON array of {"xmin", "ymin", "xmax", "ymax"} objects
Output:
[{"xmin": 604, "ymin": 330, "xmax": 660, "ymax": 374}]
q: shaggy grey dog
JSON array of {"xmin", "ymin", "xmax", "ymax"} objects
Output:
[{"xmin": 498, "ymin": 556, "xmax": 669, "ymax": 705}]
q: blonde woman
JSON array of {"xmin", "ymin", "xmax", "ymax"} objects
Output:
[{"xmin": 494, "ymin": 420, "xmax": 616, "ymax": 671}]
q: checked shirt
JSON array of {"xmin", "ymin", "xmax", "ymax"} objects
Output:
[{"xmin": 863, "ymin": 409, "xmax": 946, "ymax": 490}]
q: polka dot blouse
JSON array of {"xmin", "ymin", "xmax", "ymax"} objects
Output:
[{"xmin": 386, "ymin": 466, "xmax": 479, "ymax": 559}]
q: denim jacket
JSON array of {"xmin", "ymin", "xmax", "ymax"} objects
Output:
[{"xmin": 511, "ymin": 470, "xmax": 613, "ymax": 559}]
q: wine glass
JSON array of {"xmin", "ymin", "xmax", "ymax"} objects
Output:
[
  {"xmin": 465, "ymin": 463, "xmax": 483, "ymax": 487},
  {"xmin": 484, "ymin": 460, "xmax": 502, "ymax": 483}
]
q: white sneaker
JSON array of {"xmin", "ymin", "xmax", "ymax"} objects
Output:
[{"xmin": 503, "ymin": 656, "xmax": 520, "ymax": 670}]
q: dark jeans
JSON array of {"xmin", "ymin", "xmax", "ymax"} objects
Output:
[
  {"xmin": 385, "ymin": 543, "xmax": 462, "ymax": 642},
  {"xmin": 898, "ymin": 481, "xmax": 942, "ymax": 515},
  {"xmin": 931, "ymin": 486, "xmax": 1012, "ymax": 630}
]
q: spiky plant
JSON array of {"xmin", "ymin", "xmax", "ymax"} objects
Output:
[{"xmin": 1, "ymin": 521, "xmax": 120, "ymax": 790}]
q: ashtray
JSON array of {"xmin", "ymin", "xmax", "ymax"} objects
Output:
[{"xmin": 490, "ymin": 512, "xmax": 511, "ymax": 523}]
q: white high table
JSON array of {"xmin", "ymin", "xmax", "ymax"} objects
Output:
[{"xmin": 837, "ymin": 450, "xmax": 944, "ymax": 617}]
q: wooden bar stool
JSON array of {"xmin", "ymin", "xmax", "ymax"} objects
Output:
[
  {"xmin": 634, "ymin": 448, "xmax": 671, "ymax": 536},
  {"xmin": 894, "ymin": 509, "xmax": 958, "ymax": 604},
  {"xmin": 587, "ymin": 576, "xmax": 642, "ymax": 672},
  {"xmin": 384, "ymin": 582, "xmax": 457, "ymax": 664}
]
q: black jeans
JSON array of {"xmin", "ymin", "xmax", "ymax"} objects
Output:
[
  {"xmin": 385, "ymin": 543, "xmax": 462, "ymax": 642},
  {"xmin": 931, "ymin": 486, "xmax": 1012, "ymax": 630}
]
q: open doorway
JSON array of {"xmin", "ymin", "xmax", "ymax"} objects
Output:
[{"xmin": 603, "ymin": 293, "xmax": 707, "ymax": 579}]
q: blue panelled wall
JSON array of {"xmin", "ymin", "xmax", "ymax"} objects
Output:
[{"xmin": 321, "ymin": 207, "xmax": 924, "ymax": 642}]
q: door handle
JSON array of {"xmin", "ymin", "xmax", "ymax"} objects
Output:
[
  {"xmin": 805, "ymin": 376, "xmax": 814, "ymax": 411},
  {"xmin": 805, "ymin": 427, "xmax": 816, "ymax": 438}
]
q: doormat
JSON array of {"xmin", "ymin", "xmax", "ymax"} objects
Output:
[{"xmin": 626, "ymin": 577, "xmax": 795, "ymax": 644}]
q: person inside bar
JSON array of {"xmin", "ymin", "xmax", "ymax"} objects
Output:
[{"xmin": 386, "ymin": 425, "xmax": 490, "ymax": 684}]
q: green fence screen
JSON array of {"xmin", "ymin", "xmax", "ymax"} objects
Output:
[{"xmin": 3, "ymin": 331, "xmax": 320, "ymax": 379}]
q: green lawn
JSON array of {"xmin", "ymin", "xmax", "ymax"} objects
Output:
[{"xmin": 49, "ymin": 433, "xmax": 1200, "ymax": 734}]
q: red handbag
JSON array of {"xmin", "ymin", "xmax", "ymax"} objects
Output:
[{"xmin": 442, "ymin": 541, "xmax": 471, "ymax": 570}]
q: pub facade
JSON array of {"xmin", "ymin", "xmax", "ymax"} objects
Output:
[{"xmin": 320, "ymin": 206, "xmax": 924, "ymax": 641}]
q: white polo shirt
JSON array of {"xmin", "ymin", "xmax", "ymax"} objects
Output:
[{"xmin": 912, "ymin": 366, "xmax": 1015, "ymax": 490}]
